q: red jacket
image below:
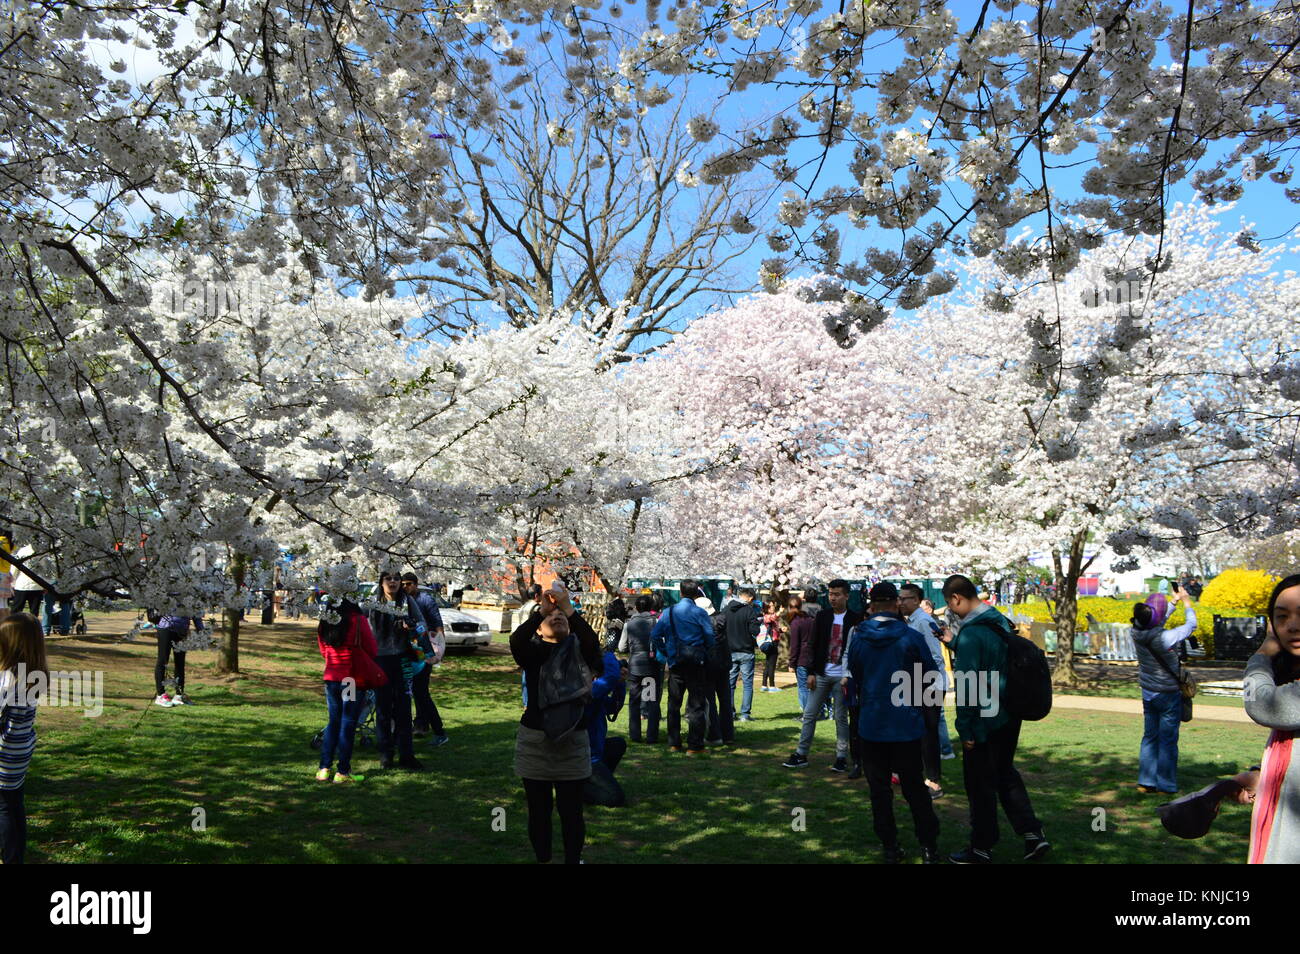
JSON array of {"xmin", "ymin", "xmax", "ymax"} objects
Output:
[{"xmin": 319, "ymin": 613, "xmax": 378, "ymax": 681}]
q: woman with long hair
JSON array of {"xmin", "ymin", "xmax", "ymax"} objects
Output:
[
  {"xmin": 0, "ymin": 613, "xmax": 47, "ymax": 863},
  {"xmin": 368, "ymin": 571, "xmax": 424, "ymax": 771},
  {"xmin": 1245, "ymin": 574, "xmax": 1300, "ymax": 863},
  {"xmin": 760, "ymin": 600, "xmax": 782, "ymax": 692},
  {"xmin": 510, "ymin": 583, "xmax": 602, "ymax": 864},
  {"xmin": 786, "ymin": 594, "xmax": 815, "ymax": 713},
  {"xmin": 316, "ymin": 598, "xmax": 378, "ymax": 783}
]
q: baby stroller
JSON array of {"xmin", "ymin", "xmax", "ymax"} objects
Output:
[{"xmin": 310, "ymin": 689, "xmax": 378, "ymax": 751}]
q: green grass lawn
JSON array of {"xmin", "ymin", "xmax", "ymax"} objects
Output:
[{"xmin": 26, "ymin": 612, "xmax": 1268, "ymax": 863}]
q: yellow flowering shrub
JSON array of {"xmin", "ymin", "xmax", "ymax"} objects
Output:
[{"xmin": 1198, "ymin": 569, "xmax": 1279, "ymax": 615}]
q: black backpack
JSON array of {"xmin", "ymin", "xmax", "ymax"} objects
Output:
[
  {"xmin": 537, "ymin": 634, "xmax": 594, "ymax": 740},
  {"xmin": 993, "ymin": 619, "xmax": 1053, "ymax": 721}
]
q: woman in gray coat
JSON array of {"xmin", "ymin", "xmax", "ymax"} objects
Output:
[{"xmin": 1131, "ymin": 585, "xmax": 1197, "ymax": 794}]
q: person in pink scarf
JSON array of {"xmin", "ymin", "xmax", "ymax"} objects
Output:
[{"xmin": 1244, "ymin": 574, "xmax": 1300, "ymax": 864}]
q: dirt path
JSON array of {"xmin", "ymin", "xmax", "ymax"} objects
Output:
[{"xmin": 1053, "ymin": 694, "xmax": 1253, "ymax": 723}]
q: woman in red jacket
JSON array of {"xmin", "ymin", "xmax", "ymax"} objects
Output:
[{"xmin": 317, "ymin": 598, "xmax": 378, "ymax": 783}]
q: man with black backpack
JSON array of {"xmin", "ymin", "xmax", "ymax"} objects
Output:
[
  {"xmin": 941, "ymin": 574, "xmax": 1050, "ymax": 864},
  {"xmin": 650, "ymin": 580, "xmax": 715, "ymax": 754}
]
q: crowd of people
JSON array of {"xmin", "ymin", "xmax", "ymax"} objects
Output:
[
  {"xmin": 507, "ymin": 573, "xmax": 1300, "ymax": 866},
  {"xmin": 313, "ymin": 570, "xmax": 451, "ymax": 782},
  {"xmin": 1, "ymin": 547, "xmax": 1297, "ymax": 866}
]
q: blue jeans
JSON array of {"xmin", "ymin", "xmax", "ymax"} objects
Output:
[
  {"xmin": 937, "ymin": 708, "xmax": 954, "ymax": 757},
  {"xmin": 1139, "ymin": 690, "xmax": 1182, "ymax": 793},
  {"xmin": 797, "ymin": 675, "xmax": 850, "ymax": 758},
  {"xmin": 44, "ymin": 596, "xmax": 73, "ymax": 635},
  {"xmin": 321, "ymin": 680, "xmax": 364, "ymax": 773},
  {"xmin": 796, "ymin": 665, "xmax": 810, "ymax": 712},
  {"xmin": 729, "ymin": 652, "xmax": 756, "ymax": 718}
]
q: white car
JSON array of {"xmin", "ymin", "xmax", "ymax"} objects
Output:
[{"xmin": 357, "ymin": 583, "xmax": 492, "ymax": 652}]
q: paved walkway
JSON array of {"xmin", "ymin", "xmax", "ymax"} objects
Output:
[{"xmin": 1053, "ymin": 694, "xmax": 1253, "ymax": 724}]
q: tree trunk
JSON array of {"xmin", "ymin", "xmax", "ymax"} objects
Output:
[
  {"xmin": 216, "ymin": 552, "xmax": 247, "ymax": 675},
  {"xmin": 1050, "ymin": 534, "xmax": 1087, "ymax": 689}
]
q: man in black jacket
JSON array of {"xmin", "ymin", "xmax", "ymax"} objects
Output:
[
  {"xmin": 725, "ymin": 588, "xmax": 762, "ymax": 722},
  {"xmin": 704, "ymin": 600, "xmax": 735, "ymax": 745},
  {"xmin": 783, "ymin": 579, "xmax": 864, "ymax": 771},
  {"xmin": 619, "ymin": 595, "xmax": 662, "ymax": 743}
]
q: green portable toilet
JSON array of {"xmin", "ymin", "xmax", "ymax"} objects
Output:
[{"xmin": 883, "ymin": 577, "xmax": 946, "ymax": 607}]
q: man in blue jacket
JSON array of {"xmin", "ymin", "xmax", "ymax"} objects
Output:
[
  {"xmin": 650, "ymin": 580, "xmax": 715, "ymax": 754},
  {"xmin": 847, "ymin": 581, "xmax": 942, "ymax": 863}
]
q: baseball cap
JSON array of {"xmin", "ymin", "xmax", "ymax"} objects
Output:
[{"xmin": 868, "ymin": 581, "xmax": 899, "ymax": 602}]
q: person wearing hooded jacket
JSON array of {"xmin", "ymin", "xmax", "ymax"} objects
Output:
[
  {"xmin": 1131, "ymin": 585, "xmax": 1198, "ymax": 795},
  {"xmin": 847, "ymin": 581, "xmax": 942, "ymax": 863},
  {"xmin": 724, "ymin": 588, "xmax": 762, "ymax": 722},
  {"xmin": 786, "ymin": 595, "xmax": 816, "ymax": 713},
  {"xmin": 942, "ymin": 574, "xmax": 1049, "ymax": 864}
]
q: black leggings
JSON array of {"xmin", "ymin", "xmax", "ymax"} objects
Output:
[
  {"xmin": 522, "ymin": 778, "xmax": 585, "ymax": 864},
  {"xmin": 762, "ymin": 651, "xmax": 778, "ymax": 687},
  {"xmin": 0, "ymin": 785, "xmax": 25, "ymax": 864},
  {"xmin": 155, "ymin": 629, "xmax": 186, "ymax": 696}
]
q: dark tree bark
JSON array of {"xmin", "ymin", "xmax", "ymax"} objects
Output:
[{"xmin": 216, "ymin": 552, "xmax": 247, "ymax": 675}]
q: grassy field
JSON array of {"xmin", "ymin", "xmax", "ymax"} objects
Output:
[{"xmin": 24, "ymin": 610, "xmax": 1269, "ymax": 864}]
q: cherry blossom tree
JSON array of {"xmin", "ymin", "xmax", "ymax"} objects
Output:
[
  {"xmin": 901, "ymin": 202, "xmax": 1300, "ymax": 683},
  {"xmin": 631, "ymin": 276, "xmax": 925, "ymax": 591},
  {"xmin": 5, "ymin": 0, "xmax": 1298, "ymax": 669},
  {"xmin": 623, "ymin": 1, "xmax": 1300, "ymax": 333},
  {"xmin": 428, "ymin": 305, "xmax": 730, "ymax": 597}
]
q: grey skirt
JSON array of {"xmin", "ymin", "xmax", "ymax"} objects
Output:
[{"xmin": 514, "ymin": 723, "xmax": 592, "ymax": 781}]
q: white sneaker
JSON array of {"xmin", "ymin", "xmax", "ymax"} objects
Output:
[
  {"xmin": 171, "ymin": 693, "xmax": 188, "ymax": 706},
  {"xmin": 154, "ymin": 693, "xmax": 176, "ymax": 707}
]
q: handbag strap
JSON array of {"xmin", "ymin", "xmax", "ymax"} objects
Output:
[{"xmin": 1142, "ymin": 630, "xmax": 1187, "ymax": 686}]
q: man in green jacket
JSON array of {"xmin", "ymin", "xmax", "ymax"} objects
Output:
[{"xmin": 941, "ymin": 574, "xmax": 1050, "ymax": 864}]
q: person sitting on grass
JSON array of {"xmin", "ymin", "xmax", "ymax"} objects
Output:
[
  {"xmin": 316, "ymin": 598, "xmax": 378, "ymax": 784},
  {"xmin": 0, "ymin": 612, "xmax": 46, "ymax": 864},
  {"xmin": 584, "ymin": 650, "xmax": 628, "ymax": 808}
]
